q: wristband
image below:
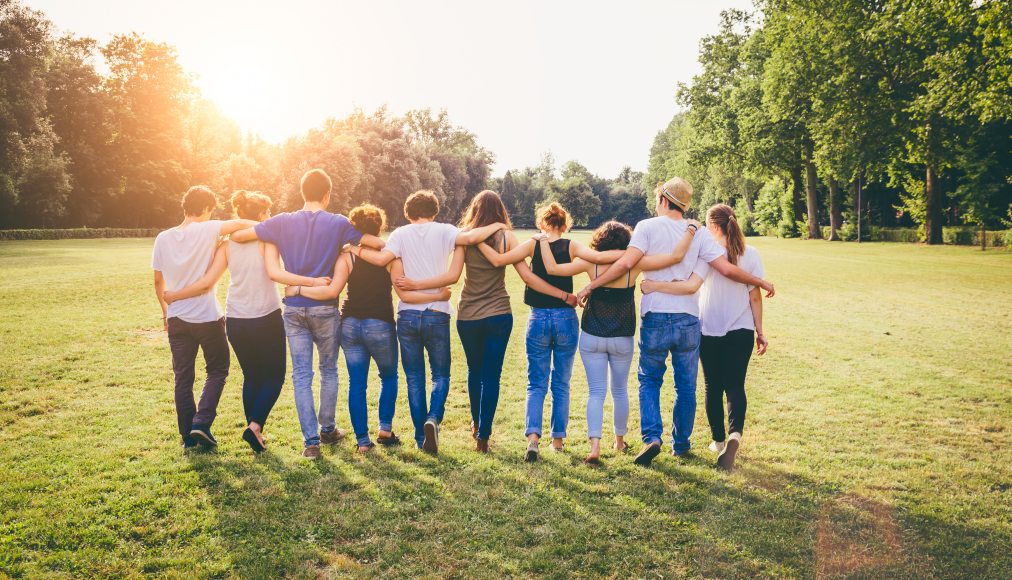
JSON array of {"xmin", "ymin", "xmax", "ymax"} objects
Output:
[{"xmin": 687, "ymin": 224, "xmax": 698, "ymax": 233}]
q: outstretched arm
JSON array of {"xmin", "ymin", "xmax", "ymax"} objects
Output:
[
  {"xmin": 514, "ymin": 260, "xmax": 578, "ymax": 306},
  {"xmin": 164, "ymin": 245, "xmax": 228, "ymax": 304},
  {"xmin": 230, "ymin": 227, "xmax": 258, "ymax": 243},
  {"xmin": 539, "ymin": 238, "xmax": 592, "ymax": 276},
  {"xmin": 750, "ymin": 287, "xmax": 768, "ymax": 355},
  {"xmin": 577, "ymin": 247, "xmax": 645, "ymax": 304},
  {"xmin": 639, "ymin": 273, "xmax": 705, "ymax": 296},
  {"xmin": 569, "ymin": 240, "xmax": 624, "ymax": 265},
  {"xmin": 478, "ymin": 237, "xmax": 534, "ymax": 267},
  {"xmin": 637, "ymin": 222, "xmax": 699, "ymax": 271},
  {"xmin": 287, "ymin": 254, "xmax": 351, "ymax": 301},
  {"xmin": 345, "ymin": 245, "xmax": 396, "ymax": 268},
  {"xmin": 394, "ymin": 246, "xmax": 466, "ymax": 291},
  {"xmin": 219, "ymin": 219, "xmax": 259, "ymax": 238},
  {"xmin": 390, "ymin": 259, "xmax": 453, "ymax": 303},
  {"xmin": 358, "ymin": 233, "xmax": 386, "ymax": 250},
  {"xmin": 455, "ymin": 222, "xmax": 506, "ymax": 246},
  {"xmin": 263, "ymin": 243, "xmax": 331, "ymax": 288},
  {"xmin": 709, "ymin": 255, "xmax": 775, "ymax": 297}
]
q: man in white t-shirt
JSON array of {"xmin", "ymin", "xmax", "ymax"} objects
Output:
[
  {"xmin": 353, "ymin": 190, "xmax": 504, "ymax": 453},
  {"xmin": 152, "ymin": 186, "xmax": 257, "ymax": 449},
  {"xmin": 576, "ymin": 177, "xmax": 775, "ymax": 466}
]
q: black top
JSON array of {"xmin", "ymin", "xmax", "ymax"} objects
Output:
[
  {"xmin": 341, "ymin": 256, "xmax": 395, "ymax": 324},
  {"xmin": 525, "ymin": 238, "xmax": 574, "ymax": 309},
  {"xmin": 581, "ymin": 266, "xmax": 636, "ymax": 337}
]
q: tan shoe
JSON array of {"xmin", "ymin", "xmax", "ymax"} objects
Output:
[
  {"xmin": 476, "ymin": 438, "xmax": 489, "ymax": 453},
  {"xmin": 320, "ymin": 429, "xmax": 346, "ymax": 445},
  {"xmin": 302, "ymin": 445, "xmax": 321, "ymax": 460}
]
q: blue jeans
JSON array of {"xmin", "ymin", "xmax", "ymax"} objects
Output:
[
  {"xmin": 457, "ymin": 313, "xmax": 513, "ymax": 440},
  {"xmin": 637, "ymin": 312, "xmax": 701, "ymax": 454},
  {"xmin": 342, "ymin": 317, "xmax": 398, "ymax": 447},
  {"xmin": 397, "ymin": 310, "xmax": 452, "ymax": 447},
  {"xmin": 579, "ymin": 332, "xmax": 634, "ymax": 439},
  {"xmin": 524, "ymin": 308, "xmax": 578, "ymax": 438},
  {"xmin": 283, "ymin": 305, "xmax": 341, "ymax": 447}
]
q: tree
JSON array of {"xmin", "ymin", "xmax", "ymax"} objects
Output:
[{"xmin": 546, "ymin": 176, "xmax": 601, "ymax": 227}]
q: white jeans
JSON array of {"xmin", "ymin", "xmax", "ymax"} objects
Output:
[{"xmin": 578, "ymin": 331, "xmax": 634, "ymax": 439}]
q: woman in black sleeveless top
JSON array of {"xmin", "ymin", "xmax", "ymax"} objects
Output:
[
  {"xmin": 288, "ymin": 205, "xmax": 449, "ymax": 452},
  {"xmin": 539, "ymin": 220, "xmax": 699, "ymax": 464},
  {"xmin": 477, "ymin": 203, "xmax": 622, "ymax": 462}
]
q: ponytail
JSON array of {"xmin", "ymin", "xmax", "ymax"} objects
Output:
[{"xmin": 706, "ymin": 204, "xmax": 745, "ymax": 265}]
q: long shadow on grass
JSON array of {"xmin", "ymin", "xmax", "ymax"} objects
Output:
[{"xmin": 188, "ymin": 434, "xmax": 936, "ymax": 578}]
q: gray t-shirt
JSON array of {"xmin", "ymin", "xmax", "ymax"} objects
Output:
[
  {"xmin": 385, "ymin": 222, "xmax": 460, "ymax": 315},
  {"xmin": 628, "ymin": 216, "xmax": 725, "ymax": 317},
  {"xmin": 152, "ymin": 220, "xmax": 224, "ymax": 323}
]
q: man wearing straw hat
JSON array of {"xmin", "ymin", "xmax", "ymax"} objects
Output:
[{"xmin": 576, "ymin": 177, "xmax": 775, "ymax": 466}]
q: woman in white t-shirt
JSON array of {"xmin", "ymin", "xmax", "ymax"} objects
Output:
[{"xmin": 641, "ymin": 203, "xmax": 767, "ymax": 471}]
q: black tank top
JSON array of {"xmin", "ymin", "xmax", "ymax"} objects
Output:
[
  {"xmin": 341, "ymin": 256, "xmax": 395, "ymax": 324},
  {"xmin": 524, "ymin": 238, "xmax": 574, "ymax": 309},
  {"xmin": 581, "ymin": 266, "xmax": 636, "ymax": 337}
]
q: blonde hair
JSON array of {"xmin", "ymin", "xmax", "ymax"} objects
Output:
[{"xmin": 535, "ymin": 201, "xmax": 572, "ymax": 232}]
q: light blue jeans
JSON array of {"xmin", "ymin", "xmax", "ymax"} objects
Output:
[
  {"xmin": 283, "ymin": 305, "xmax": 340, "ymax": 447},
  {"xmin": 342, "ymin": 317, "xmax": 398, "ymax": 447},
  {"xmin": 579, "ymin": 332, "xmax": 634, "ymax": 439},
  {"xmin": 637, "ymin": 312, "xmax": 701, "ymax": 454},
  {"xmin": 524, "ymin": 307, "xmax": 579, "ymax": 439},
  {"xmin": 398, "ymin": 310, "xmax": 452, "ymax": 448}
]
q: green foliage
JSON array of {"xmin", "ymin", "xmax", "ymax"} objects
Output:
[
  {"xmin": 545, "ymin": 176, "xmax": 601, "ymax": 228},
  {"xmin": 0, "ymin": 227, "xmax": 160, "ymax": 239}
]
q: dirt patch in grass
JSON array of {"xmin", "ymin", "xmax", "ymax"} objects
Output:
[{"xmin": 816, "ymin": 494, "xmax": 903, "ymax": 577}]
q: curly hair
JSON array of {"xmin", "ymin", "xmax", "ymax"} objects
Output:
[
  {"xmin": 404, "ymin": 190, "xmax": 440, "ymax": 221},
  {"xmin": 348, "ymin": 204, "xmax": 386, "ymax": 236},
  {"xmin": 590, "ymin": 220, "xmax": 632, "ymax": 252}
]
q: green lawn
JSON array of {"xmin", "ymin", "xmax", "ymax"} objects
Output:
[{"xmin": 1, "ymin": 235, "xmax": 1010, "ymax": 578}]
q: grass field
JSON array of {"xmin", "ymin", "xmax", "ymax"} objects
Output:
[{"xmin": 1, "ymin": 234, "xmax": 1010, "ymax": 578}]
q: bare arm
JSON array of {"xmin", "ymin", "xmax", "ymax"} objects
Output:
[
  {"xmin": 346, "ymin": 246, "xmax": 396, "ymax": 267},
  {"xmin": 229, "ymin": 227, "xmax": 258, "ymax": 243},
  {"xmin": 570, "ymin": 240, "xmax": 624, "ymax": 265},
  {"xmin": 153, "ymin": 270, "xmax": 168, "ymax": 331},
  {"xmin": 709, "ymin": 255, "xmax": 775, "ymax": 297},
  {"xmin": 637, "ymin": 224, "xmax": 698, "ymax": 271},
  {"xmin": 750, "ymin": 287, "xmax": 768, "ymax": 355},
  {"xmin": 390, "ymin": 259, "xmax": 453, "ymax": 303},
  {"xmin": 514, "ymin": 260, "xmax": 578, "ymax": 306},
  {"xmin": 540, "ymin": 238, "xmax": 592, "ymax": 276},
  {"xmin": 394, "ymin": 246, "xmax": 466, "ymax": 291},
  {"xmin": 640, "ymin": 273, "xmax": 705, "ymax": 296},
  {"xmin": 164, "ymin": 245, "xmax": 228, "ymax": 304},
  {"xmin": 219, "ymin": 219, "xmax": 259, "ymax": 237},
  {"xmin": 288, "ymin": 254, "xmax": 351, "ymax": 301},
  {"xmin": 455, "ymin": 222, "xmax": 506, "ymax": 246},
  {"xmin": 477, "ymin": 237, "xmax": 534, "ymax": 267},
  {"xmin": 358, "ymin": 233, "xmax": 386, "ymax": 250},
  {"xmin": 263, "ymin": 243, "xmax": 331, "ymax": 287}
]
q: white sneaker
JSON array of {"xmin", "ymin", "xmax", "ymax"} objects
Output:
[{"xmin": 709, "ymin": 440, "xmax": 725, "ymax": 454}]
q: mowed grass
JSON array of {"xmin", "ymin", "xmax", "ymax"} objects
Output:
[{"xmin": 1, "ymin": 234, "xmax": 1010, "ymax": 578}]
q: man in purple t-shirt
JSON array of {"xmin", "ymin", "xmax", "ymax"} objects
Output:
[{"xmin": 233, "ymin": 169, "xmax": 384, "ymax": 459}]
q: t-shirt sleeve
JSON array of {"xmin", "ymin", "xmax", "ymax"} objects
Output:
[
  {"xmin": 692, "ymin": 259, "xmax": 711, "ymax": 281},
  {"xmin": 697, "ymin": 230, "xmax": 726, "ymax": 263},
  {"xmin": 628, "ymin": 220, "xmax": 652, "ymax": 253},
  {"xmin": 385, "ymin": 228, "xmax": 403, "ymax": 258},
  {"xmin": 442, "ymin": 224, "xmax": 461, "ymax": 254},
  {"xmin": 151, "ymin": 237, "xmax": 163, "ymax": 270},
  {"xmin": 339, "ymin": 216, "xmax": 364, "ymax": 247},
  {"xmin": 745, "ymin": 247, "xmax": 765, "ymax": 291},
  {"xmin": 254, "ymin": 216, "xmax": 281, "ymax": 245}
]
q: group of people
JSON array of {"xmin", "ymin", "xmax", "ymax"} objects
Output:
[{"xmin": 151, "ymin": 168, "xmax": 774, "ymax": 470}]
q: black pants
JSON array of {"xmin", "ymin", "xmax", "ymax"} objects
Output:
[
  {"xmin": 168, "ymin": 317, "xmax": 230, "ymax": 438},
  {"xmin": 700, "ymin": 328, "xmax": 754, "ymax": 442},
  {"xmin": 226, "ymin": 309, "xmax": 286, "ymax": 426}
]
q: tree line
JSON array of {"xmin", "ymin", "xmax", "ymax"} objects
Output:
[
  {"xmin": 0, "ymin": 0, "xmax": 649, "ymax": 230},
  {"xmin": 646, "ymin": 0, "xmax": 1011, "ymax": 245}
]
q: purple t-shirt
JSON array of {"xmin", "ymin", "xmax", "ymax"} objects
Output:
[{"xmin": 254, "ymin": 210, "xmax": 363, "ymax": 307}]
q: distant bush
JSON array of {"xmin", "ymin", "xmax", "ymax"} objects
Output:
[
  {"xmin": 0, "ymin": 228, "xmax": 161, "ymax": 240},
  {"xmin": 874, "ymin": 228, "xmax": 922, "ymax": 243}
]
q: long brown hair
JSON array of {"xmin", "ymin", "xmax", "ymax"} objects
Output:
[
  {"xmin": 706, "ymin": 204, "xmax": 746, "ymax": 265},
  {"xmin": 458, "ymin": 190, "xmax": 511, "ymax": 247}
]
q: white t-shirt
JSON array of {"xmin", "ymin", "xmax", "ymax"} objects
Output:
[
  {"xmin": 384, "ymin": 221, "xmax": 460, "ymax": 315},
  {"xmin": 628, "ymin": 216, "xmax": 725, "ymax": 317},
  {"xmin": 151, "ymin": 220, "xmax": 224, "ymax": 323},
  {"xmin": 700, "ymin": 245, "xmax": 764, "ymax": 337}
]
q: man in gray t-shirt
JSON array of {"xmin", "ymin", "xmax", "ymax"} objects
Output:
[{"xmin": 152, "ymin": 186, "xmax": 256, "ymax": 449}]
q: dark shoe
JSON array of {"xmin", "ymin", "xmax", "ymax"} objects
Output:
[
  {"xmin": 422, "ymin": 420, "xmax": 439, "ymax": 455},
  {"xmin": 182, "ymin": 435, "xmax": 199, "ymax": 449},
  {"xmin": 302, "ymin": 444, "xmax": 321, "ymax": 460},
  {"xmin": 634, "ymin": 442, "xmax": 661, "ymax": 466},
  {"xmin": 189, "ymin": 426, "xmax": 218, "ymax": 448},
  {"xmin": 476, "ymin": 438, "xmax": 489, "ymax": 453},
  {"xmin": 524, "ymin": 440, "xmax": 539, "ymax": 463},
  {"xmin": 717, "ymin": 437, "xmax": 739, "ymax": 471},
  {"xmin": 320, "ymin": 429, "xmax": 346, "ymax": 445},
  {"xmin": 242, "ymin": 428, "xmax": 265, "ymax": 454},
  {"xmin": 470, "ymin": 421, "xmax": 478, "ymax": 440},
  {"xmin": 376, "ymin": 432, "xmax": 401, "ymax": 446}
]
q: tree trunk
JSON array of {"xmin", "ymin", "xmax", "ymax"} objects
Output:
[
  {"xmin": 804, "ymin": 146, "xmax": 822, "ymax": 239},
  {"xmin": 924, "ymin": 163, "xmax": 943, "ymax": 244},
  {"xmin": 828, "ymin": 178, "xmax": 841, "ymax": 241},
  {"xmin": 981, "ymin": 222, "xmax": 986, "ymax": 251},
  {"xmin": 790, "ymin": 164, "xmax": 805, "ymax": 223}
]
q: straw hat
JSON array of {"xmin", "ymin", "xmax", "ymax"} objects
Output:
[{"xmin": 655, "ymin": 177, "xmax": 693, "ymax": 212}]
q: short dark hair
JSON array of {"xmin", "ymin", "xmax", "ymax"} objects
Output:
[
  {"xmin": 590, "ymin": 220, "xmax": 632, "ymax": 252},
  {"xmin": 181, "ymin": 186, "xmax": 217, "ymax": 216},
  {"xmin": 348, "ymin": 204, "xmax": 386, "ymax": 236},
  {"xmin": 404, "ymin": 190, "xmax": 440, "ymax": 221},
  {"xmin": 300, "ymin": 169, "xmax": 332, "ymax": 202}
]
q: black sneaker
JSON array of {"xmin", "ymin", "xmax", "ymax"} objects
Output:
[
  {"xmin": 242, "ymin": 428, "xmax": 265, "ymax": 454},
  {"xmin": 189, "ymin": 426, "xmax": 218, "ymax": 448},
  {"xmin": 422, "ymin": 419, "xmax": 439, "ymax": 455},
  {"xmin": 633, "ymin": 442, "xmax": 661, "ymax": 466},
  {"xmin": 182, "ymin": 435, "xmax": 199, "ymax": 449},
  {"xmin": 524, "ymin": 440, "xmax": 540, "ymax": 463}
]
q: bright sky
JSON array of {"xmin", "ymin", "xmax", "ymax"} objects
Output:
[{"xmin": 31, "ymin": 0, "xmax": 752, "ymax": 177}]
